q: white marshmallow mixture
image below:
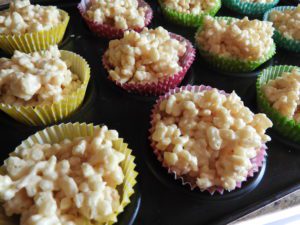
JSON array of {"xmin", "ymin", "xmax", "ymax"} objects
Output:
[
  {"xmin": 86, "ymin": 0, "xmax": 147, "ymax": 30},
  {"xmin": 162, "ymin": 0, "xmax": 219, "ymax": 15},
  {"xmin": 106, "ymin": 27, "xmax": 187, "ymax": 84},
  {"xmin": 0, "ymin": 0, "xmax": 62, "ymax": 35},
  {"xmin": 270, "ymin": 5, "xmax": 300, "ymax": 41},
  {"xmin": 151, "ymin": 89, "xmax": 272, "ymax": 191},
  {"xmin": 0, "ymin": 126, "xmax": 125, "ymax": 225},
  {"xmin": 0, "ymin": 46, "xmax": 81, "ymax": 106},
  {"xmin": 263, "ymin": 68, "xmax": 300, "ymax": 122},
  {"xmin": 196, "ymin": 16, "xmax": 274, "ymax": 60}
]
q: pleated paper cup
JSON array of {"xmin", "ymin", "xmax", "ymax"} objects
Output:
[
  {"xmin": 0, "ymin": 10, "xmax": 69, "ymax": 54},
  {"xmin": 103, "ymin": 33, "xmax": 195, "ymax": 96},
  {"xmin": 195, "ymin": 16, "xmax": 276, "ymax": 73},
  {"xmin": 264, "ymin": 6, "xmax": 300, "ymax": 53},
  {"xmin": 0, "ymin": 122, "xmax": 138, "ymax": 225},
  {"xmin": 0, "ymin": 50, "xmax": 90, "ymax": 126},
  {"xmin": 257, "ymin": 65, "xmax": 300, "ymax": 142},
  {"xmin": 223, "ymin": 0, "xmax": 280, "ymax": 16},
  {"xmin": 78, "ymin": 0, "xmax": 153, "ymax": 39},
  {"xmin": 158, "ymin": 0, "xmax": 221, "ymax": 27},
  {"xmin": 150, "ymin": 85, "xmax": 268, "ymax": 194}
]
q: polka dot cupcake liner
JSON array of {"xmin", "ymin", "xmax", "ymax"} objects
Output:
[
  {"xmin": 257, "ymin": 65, "xmax": 300, "ymax": 142},
  {"xmin": 0, "ymin": 122, "xmax": 138, "ymax": 225},
  {"xmin": 78, "ymin": 0, "xmax": 153, "ymax": 39},
  {"xmin": 223, "ymin": 0, "xmax": 280, "ymax": 16},
  {"xmin": 149, "ymin": 85, "xmax": 268, "ymax": 195},
  {"xmin": 0, "ymin": 51, "xmax": 90, "ymax": 126},
  {"xmin": 195, "ymin": 16, "xmax": 276, "ymax": 73},
  {"xmin": 102, "ymin": 33, "xmax": 196, "ymax": 96},
  {"xmin": 158, "ymin": 0, "xmax": 221, "ymax": 27},
  {"xmin": 0, "ymin": 10, "xmax": 69, "ymax": 54},
  {"xmin": 264, "ymin": 6, "xmax": 300, "ymax": 53}
]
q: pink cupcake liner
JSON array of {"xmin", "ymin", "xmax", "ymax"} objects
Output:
[
  {"xmin": 149, "ymin": 85, "xmax": 268, "ymax": 195},
  {"xmin": 102, "ymin": 33, "xmax": 196, "ymax": 96},
  {"xmin": 78, "ymin": 0, "xmax": 153, "ymax": 39}
]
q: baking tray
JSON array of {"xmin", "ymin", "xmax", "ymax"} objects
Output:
[{"xmin": 0, "ymin": 1, "xmax": 300, "ymax": 225}]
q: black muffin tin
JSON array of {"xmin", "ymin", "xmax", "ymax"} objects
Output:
[{"xmin": 0, "ymin": 1, "xmax": 300, "ymax": 225}]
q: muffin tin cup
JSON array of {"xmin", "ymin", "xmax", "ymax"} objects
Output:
[
  {"xmin": 256, "ymin": 65, "xmax": 300, "ymax": 142},
  {"xmin": 102, "ymin": 33, "xmax": 196, "ymax": 96},
  {"xmin": 78, "ymin": 0, "xmax": 153, "ymax": 39},
  {"xmin": 158, "ymin": 0, "xmax": 221, "ymax": 27},
  {"xmin": 0, "ymin": 122, "xmax": 138, "ymax": 225},
  {"xmin": 0, "ymin": 50, "xmax": 90, "ymax": 126},
  {"xmin": 0, "ymin": 9, "xmax": 69, "ymax": 54},
  {"xmin": 149, "ymin": 85, "xmax": 268, "ymax": 195},
  {"xmin": 263, "ymin": 6, "xmax": 300, "ymax": 53},
  {"xmin": 195, "ymin": 16, "xmax": 276, "ymax": 73},
  {"xmin": 223, "ymin": 0, "xmax": 280, "ymax": 16}
]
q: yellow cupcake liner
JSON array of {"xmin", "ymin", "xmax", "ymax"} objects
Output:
[
  {"xmin": 0, "ymin": 50, "xmax": 90, "ymax": 126},
  {"xmin": 0, "ymin": 10, "xmax": 69, "ymax": 54},
  {"xmin": 0, "ymin": 122, "xmax": 138, "ymax": 225}
]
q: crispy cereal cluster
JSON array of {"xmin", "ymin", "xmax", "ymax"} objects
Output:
[
  {"xmin": 86, "ymin": 0, "xmax": 147, "ymax": 30},
  {"xmin": 151, "ymin": 89, "xmax": 272, "ymax": 191},
  {"xmin": 162, "ymin": 0, "xmax": 219, "ymax": 14},
  {"xmin": 270, "ymin": 5, "xmax": 300, "ymax": 40},
  {"xmin": 0, "ymin": 0, "xmax": 62, "ymax": 35},
  {"xmin": 0, "ymin": 46, "xmax": 81, "ymax": 106},
  {"xmin": 263, "ymin": 68, "xmax": 300, "ymax": 122},
  {"xmin": 106, "ymin": 27, "xmax": 186, "ymax": 84},
  {"xmin": 196, "ymin": 16, "xmax": 274, "ymax": 60},
  {"xmin": 0, "ymin": 126, "xmax": 125, "ymax": 225}
]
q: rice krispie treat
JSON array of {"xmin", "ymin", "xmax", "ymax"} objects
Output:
[
  {"xmin": 86, "ymin": 0, "xmax": 147, "ymax": 30},
  {"xmin": 0, "ymin": 126, "xmax": 125, "ymax": 225},
  {"xmin": 161, "ymin": 0, "xmax": 220, "ymax": 15},
  {"xmin": 105, "ymin": 27, "xmax": 187, "ymax": 84},
  {"xmin": 263, "ymin": 68, "xmax": 300, "ymax": 122},
  {"xmin": 269, "ymin": 5, "xmax": 300, "ymax": 41},
  {"xmin": 0, "ymin": 46, "xmax": 82, "ymax": 106},
  {"xmin": 196, "ymin": 16, "xmax": 274, "ymax": 61},
  {"xmin": 151, "ymin": 87, "xmax": 272, "ymax": 191},
  {"xmin": 0, "ymin": 0, "xmax": 63, "ymax": 35}
]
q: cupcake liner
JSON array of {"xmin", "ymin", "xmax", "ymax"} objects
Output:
[
  {"xmin": 195, "ymin": 16, "xmax": 276, "ymax": 73},
  {"xmin": 0, "ymin": 10, "xmax": 69, "ymax": 54},
  {"xmin": 102, "ymin": 33, "xmax": 195, "ymax": 96},
  {"xmin": 0, "ymin": 50, "xmax": 90, "ymax": 126},
  {"xmin": 223, "ymin": 0, "xmax": 280, "ymax": 16},
  {"xmin": 158, "ymin": 0, "xmax": 221, "ymax": 27},
  {"xmin": 149, "ymin": 85, "xmax": 268, "ymax": 195},
  {"xmin": 0, "ymin": 122, "xmax": 138, "ymax": 225},
  {"xmin": 264, "ymin": 6, "xmax": 300, "ymax": 53},
  {"xmin": 78, "ymin": 0, "xmax": 153, "ymax": 39},
  {"xmin": 257, "ymin": 65, "xmax": 300, "ymax": 142}
]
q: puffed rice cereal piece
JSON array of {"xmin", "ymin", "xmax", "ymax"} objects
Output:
[
  {"xmin": 105, "ymin": 26, "xmax": 187, "ymax": 84},
  {"xmin": 263, "ymin": 68, "xmax": 300, "ymax": 122},
  {"xmin": 196, "ymin": 16, "xmax": 274, "ymax": 60},
  {"xmin": 86, "ymin": 0, "xmax": 147, "ymax": 30},
  {"xmin": 269, "ymin": 5, "xmax": 300, "ymax": 41},
  {"xmin": 162, "ymin": 0, "xmax": 219, "ymax": 15},
  {"xmin": 151, "ymin": 88, "xmax": 272, "ymax": 191},
  {"xmin": 0, "ymin": 45, "xmax": 82, "ymax": 106},
  {"xmin": 0, "ymin": 126, "xmax": 125, "ymax": 225},
  {"xmin": 0, "ymin": 0, "xmax": 62, "ymax": 35}
]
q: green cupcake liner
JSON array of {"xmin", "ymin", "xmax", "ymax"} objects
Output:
[
  {"xmin": 223, "ymin": 0, "xmax": 280, "ymax": 16},
  {"xmin": 195, "ymin": 16, "xmax": 276, "ymax": 73},
  {"xmin": 264, "ymin": 6, "xmax": 300, "ymax": 53},
  {"xmin": 158, "ymin": 0, "xmax": 221, "ymax": 27},
  {"xmin": 256, "ymin": 65, "xmax": 300, "ymax": 142}
]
